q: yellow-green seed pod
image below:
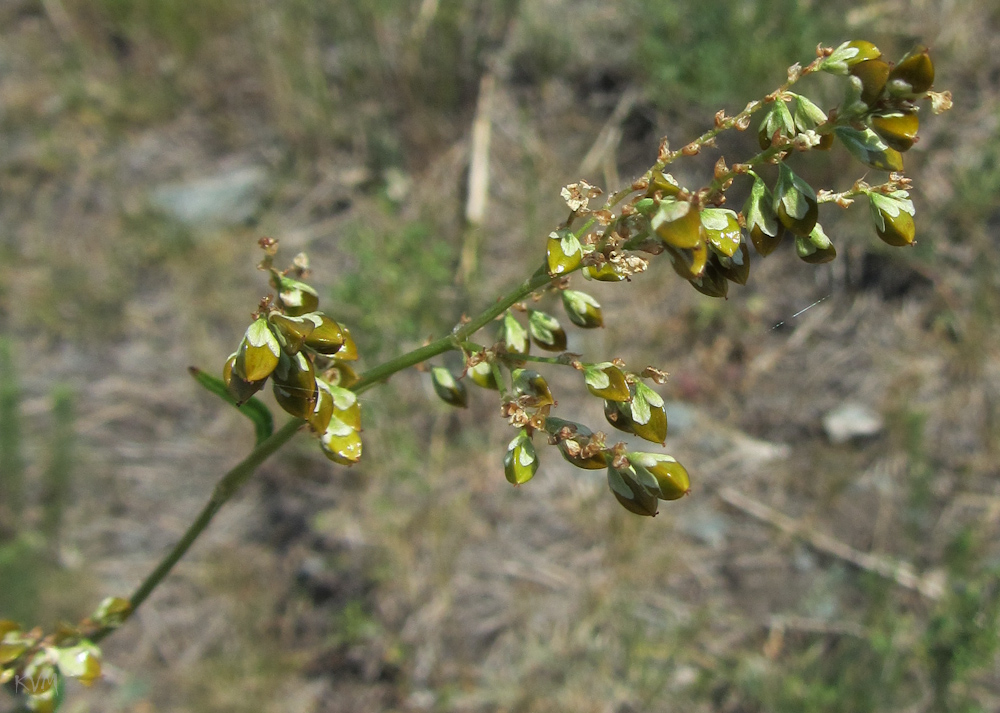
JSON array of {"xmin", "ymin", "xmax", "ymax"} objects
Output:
[
  {"xmin": 224, "ymin": 352, "xmax": 267, "ymax": 404},
  {"xmin": 56, "ymin": 642, "xmax": 102, "ymax": 688},
  {"xmin": 820, "ymin": 40, "xmax": 882, "ymax": 75},
  {"xmin": 321, "ymin": 417, "xmax": 362, "ymax": 465},
  {"xmin": 335, "ymin": 324, "xmax": 359, "ymax": 361},
  {"xmin": 834, "ymin": 127, "xmax": 905, "ymax": 172},
  {"xmin": 528, "ymin": 310, "xmax": 567, "ymax": 352},
  {"xmin": 716, "ymin": 240, "xmax": 751, "ymax": 286},
  {"xmin": 604, "ymin": 399, "xmax": 636, "ymax": 435},
  {"xmin": 303, "ymin": 313, "xmax": 346, "ymax": 356},
  {"xmin": 629, "ymin": 382, "xmax": 667, "ymax": 444},
  {"xmin": 607, "ymin": 465, "xmax": 658, "ymax": 517},
  {"xmin": 850, "ymin": 58, "xmax": 890, "ymax": 105},
  {"xmin": 583, "ymin": 363, "xmax": 630, "ymax": 402},
  {"xmin": 665, "ymin": 240, "xmax": 709, "ymax": 280},
  {"xmin": 584, "ymin": 262, "xmax": 626, "ymax": 282},
  {"xmin": 545, "ymin": 417, "xmax": 607, "ymax": 470},
  {"xmin": 91, "ymin": 597, "xmax": 132, "ymax": 628},
  {"xmin": 309, "ymin": 380, "xmax": 335, "ymax": 434},
  {"xmin": 646, "ymin": 172, "xmax": 682, "ymax": 198},
  {"xmin": 888, "ymin": 45, "xmax": 934, "ymax": 94},
  {"xmin": 272, "ymin": 351, "xmax": 318, "ymax": 419},
  {"xmin": 688, "ymin": 259, "xmax": 729, "ymax": 299},
  {"xmin": 869, "ymin": 112, "xmax": 919, "ymax": 152},
  {"xmin": 750, "ymin": 224, "xmax": 784, "ymax": 257},
  {"xmin": 431, "ymin": 367, "xmax": 468, "ymax": 408},
  {"xmin": 774, "ymin": 164, "xmax": 818, "ymax": 237},
  {"xmin": 651, "ymin": 199, "xmax": 702, "ymax": 249},
  {"xmin": 268, "ymin": 312, "xmax": 315, "ymax": 355},
  {"xmin": 869, "ymin": 190, "xmax": 916, "ymax": 246},
  {"xmin": 504, "ymin": 430, "xmax": 538, "ymax": 485},
  {"xmin": 469, "ymin": 361, "xmax": 499, "ymax": 390},
  {"xmin": 273, "ymin": 273, "xmax": 320, "ymax": 317},
  {"xmin": 701, "ymin": 208, "xmax": 742, "ymax": 257},
  {"xmin": 500, "ymin": 311, "xmax": 530, "ymax": 354},
  {"xmin": 795, "ymin": 223, "xmax": 837, "ymax": 264},
  {"xmin": 236, "ymin": 318, "xmax": 281, "ymax": 382},
  {"xmin": 629, "ymin": 452, "xmax": 691, "ymax": 500},
  {"xmin": 744, "ymin": 174, "xmax": 783, "ymax": 257},
  {"xmin": 325, "ymin": 361, "xmax": 359, "ymax": 388},
  {"xmin": 562, "ymin": 290, "xmax": 603, "ymax": 329},
  {"xmin": 512, "ymin": 368, "xmax": 554, "ymax": 407},
  {"xmin": 328, "ymin": 383, "xmax": 361, "ymax": 430},
  {"xmin": 546, "ymin": 229, "xmax": 583, "ymax": 277}
]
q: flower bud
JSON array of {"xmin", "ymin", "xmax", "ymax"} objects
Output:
[
  {"xmin": 773, "ymin": 164, "xmax": 818, "ymax": 237},
  {"xmin": 562, "ymin": 290, "xmax": 603, "ymax": 329},
  {"xmin": 546, "ymin": 229, "xmax": 583, "ymax": 276},
  {"xmin": 869, "ymin": 190, "xmax": 916, "ymax": 246},
  {"xmin": 607, "ymin": 465, "xmax": 659, "ymax": 516},
  {"xmin": 302, "ymin": 313, "xmax": 346, "ymax": 355},
  {"xmin": 629, "ymin": 452, "xmax": 691, "ymax": 500},
  {"xmin": 236, "ymin": 318, "xmax": 281, "ymax": 382},
  {"xmin": 431, "ymin": 367, "xmax": 468, "ymax": 408},
  {"xmin": 272, "ymin": 351, "xmax": 317, "ymax": 419},
  {"xmin": 469, "ymin": 360, "xmax": 499, "ymax": 390},
  {"xmin": 504, "ymin": 430, "xmax": 538, "ymax": 485},
  {"xmin": 583, "ymin": 363, "xmax": 630, "ymax": 402},
  {"xmin": 528, "ymin": 310, "xmax": 568, "ymax": 352},
  {"xmin": 651, "ymin": 199, "xmax": 702, "ymax": 249},
  {"xmin": 500, "ymin": 312, "xmax": 530, "ymax": 353}
]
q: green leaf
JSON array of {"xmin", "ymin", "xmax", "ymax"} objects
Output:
[{"xmin": 189, "ymin": 367, "xmax": 274, "ymax": 445}]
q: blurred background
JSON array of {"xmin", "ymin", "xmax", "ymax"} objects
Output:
[{"xmin": 1, "ymin": 0, "xmax": 999, "ymax": 711}]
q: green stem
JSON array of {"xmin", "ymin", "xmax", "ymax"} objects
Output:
[{"xmin": 92, "ymin": 263, "xmax": 559, "ymax": 642}]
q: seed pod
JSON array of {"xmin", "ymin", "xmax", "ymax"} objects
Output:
[
  {"xmin": 834, "ymin": 126, "xmax": 905, "ymax": 172},
  {"xmin": 583, "ymin": 363, "xmax": 631, "ymax": 402},
  {"xmin": 512, "ymin": 368, "xmax": 554, "ymax": 407},
  {"xmin": 546, "ymin": 229, "xmax": 583, "ymax": 276},
  {"xmin": 757, "ymin": 100, "xmax": 795, "ymax": 150},
  {"xmin": 528, "ymin": 310, "xmax": 568, "ymax": 352},
  {"xmin": 773, "ymin": 164, "xmax": 818, "ymax": 237},
  {"xmin": 328, "ymin": 383, "xmax": 361, "ymax": 430},
  {"xmin": 701, "ymin": 208, "xmax": 742, "ymax": 257},
  {"xmin": 504, "ymin": 430, "xmax": 538, "ymax": 485},
  {"xmin": 629, "ymin": 382, "xmax": 667, "ymax": 444},
  {"xmin": 431, "ymin": 367, "xmax": 468, "ymax": 408},
  {"xmin": 500, "ymin": 311, "xmax": 530, "ymax": 354},
  {"xmin": 268, "ymin": 312, "xmax": 315, "ymax": 355},
  {"xmin": 651, "ymin": 199, "xmax": 702, "ymax": 249},
  {"xmin": 545, "ymin": 417, "xmax": 607, "ymax": 470},
  {"xmin": 335, "ymin": 324, "xmax": 359, "ymax": 361},
  {"xmin": 869, "ymin": 112, "xmax": 919, "ymax": 152},
  {"xmin": 869, "ymin": 190, "xmax": 916, "ymax": 246},
  {"xmin": 469, "ymin": 360, "xmax": 499, "ymax": 390},
  {"xmin": 325, "ymin": 361, "xmax": 359, "ymax": 388},
  {"xmin": 888, "ymin": 45, "xmax": 933, "ymax": 94},
  {"xmin": 604, "ymin": 398, "xmax": 635, "ymax": 434},
  {"xmin": 223, "ymin": 352, "xmax": 267, "ymax": 403},
  {"xmin": 302, "ymin": 313, "xmax": 346, "ymax": 355},
  {"xmin": 820, "ymin": 40, "xmax": 883, "ymax": 75},
  {"xmin": 795, "ymin": 223, "xmax": 837, "ymax": 264},
  {"xmin": 273, "ymin": 274, "xmax": 320, "ymax": 316},
  {"xmin": 629, "ymin": 452, "xmax": 691, "ymax": 500},
  {"xmin": 321, "ymin": 417, "xmax": 362, "ymax": 465},
  {"xmin": 716, "ymin": 240, "xmax": 751, "ymax": 286},
  {"xmin": 744, "ymin": 175, "xmax": 783, "ymax": 257},
  {"xmin": 850, "ymin": 58, "xmax": 890, "ymax": 105},
  {"xmin": 272, "ymin": 351, "xmax": 317, "ymax": 419},
  {"xmin": 664, "ymin": 240, "xmax": 709, "ymax": 280},
  {"xmin": 607, "ymin": 465, "xmax": 659, "ymax": 517},
  {"xmin": 688, "ymin": 258, "xmax": 729, "ymax": 298},
  {"xmin": 562, "ymin": 290, "xmax": 603, "ymax": 329},
  {"xmin": 584, "ymin": 262, "xmax": 625, "ymax": 282},
  {"xmin": 308, "ymin": 380, "xmax": 335, "ymax": 434},
  {"xmin": 236, "ymin": 318, "xmax": 281, "ymax": 382},
  {"xmin": 56, "ymin": 642, "xmax": 102, "ymax": 687},
  {"xmin": 646, "ymin": 172, "xmax": 682, "ymax": 198}
]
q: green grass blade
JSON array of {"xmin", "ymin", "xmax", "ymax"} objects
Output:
[{"xmin": 188, "ymin": 367, "xmax": 274, "ymax": 445}]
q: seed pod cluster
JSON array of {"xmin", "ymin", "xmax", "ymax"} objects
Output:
[{"xmin": 223, "ymin": 256, "xmax": 363, "ymax": 466}]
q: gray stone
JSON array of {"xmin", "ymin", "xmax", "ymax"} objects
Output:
[
  {"xmin": 822, "ymin": 401, "xmax": 884, "ymax": 444},
  {"xmin": 151, "ymin": 166, "xmax": 268, "ymax": 227}
]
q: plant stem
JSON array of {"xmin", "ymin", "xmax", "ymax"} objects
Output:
[{"xmin": 92, "ymin": 262, "xmax": 558, "ymax": 642}]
